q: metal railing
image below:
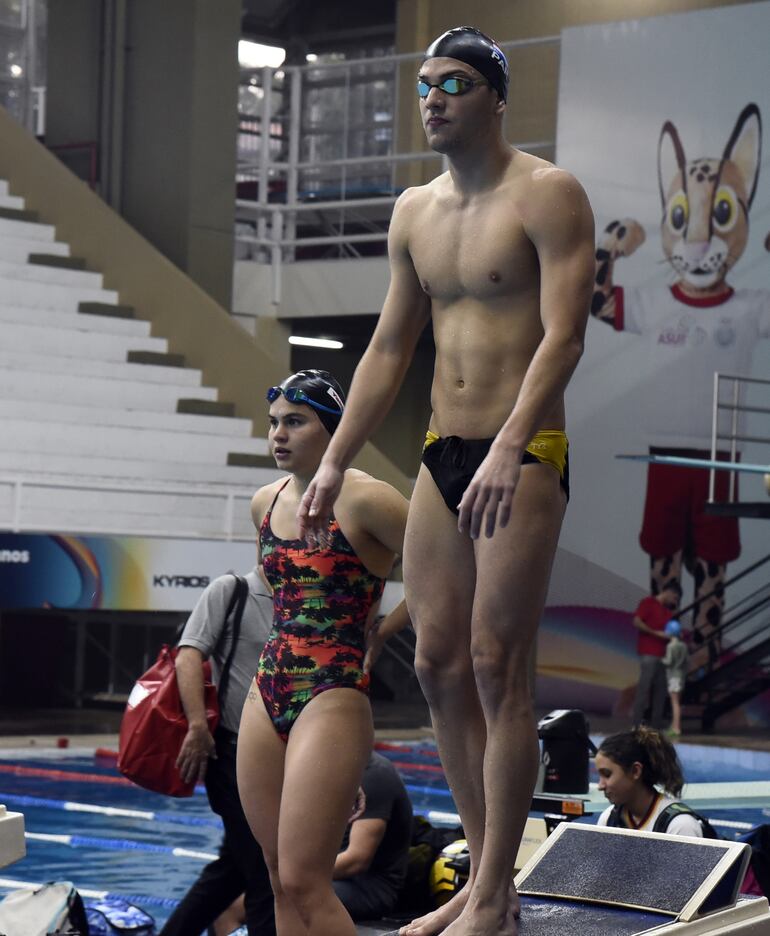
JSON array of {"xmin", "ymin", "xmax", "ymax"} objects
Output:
[
  {"xmin": 0, "ymin": 475, "xmax": 258, "ymax": 542},
  {"xmin": 235, "ymin": 36, "xmax": 560, "ymax": 302},
  {"xmin": 709, "ymin": 373, "xmax": 770, "ymax": 503}
]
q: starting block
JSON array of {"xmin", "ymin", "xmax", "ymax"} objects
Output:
[
  {"xmin": 514, "ymin": 823, "xmax": 769, "ymax": 934},
  {"xmin": 0, "ymin": 805, "xmax": 25, "ymax": 869}
]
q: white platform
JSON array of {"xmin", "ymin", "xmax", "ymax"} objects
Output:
[{"xmin": 0, "ymin": 808, "xmax": 25, "ymax": 870}]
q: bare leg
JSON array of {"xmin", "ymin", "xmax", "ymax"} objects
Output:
[
  {"xmin": 399, "ymin": 467, "xmax": 485, "ymax": 936},
  {"xmin": 443, "ymin": 464, "xmax": 565, "ymax": 936},
  {"xmin": 669, "ymin": 691, "xmax": 682, "ymax": 735},
  {"xmin": 278, "ymin": 688, "xmax": 373, "ymax": 936},
  {"xmin": 237, "ymin": 681, "xmax": 308, "ymax": 935}
]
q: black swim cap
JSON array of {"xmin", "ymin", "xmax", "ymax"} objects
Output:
[
  {"xmin": 424, "ymin": 27, "xmax": 509, "ymax": 103},
  {"xmin": 273, "ymin": 369, "xmax": 346, "ymax": 436}
]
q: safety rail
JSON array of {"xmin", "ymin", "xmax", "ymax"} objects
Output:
[
  {"xmin": 0, "ymin": 475, "xmax": 258, "ymax": 542},
  {"xmin": 235, "ymin": 36, "xmax": 559, "ymax": 300},
  {"xmin": 710, "ymin": 372, "xmax": 770, "ymax": 504}
]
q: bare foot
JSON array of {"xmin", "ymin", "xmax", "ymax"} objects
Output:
[
  {"xmin": 441, "ymin": 897, "xmax": 518, "ymax": 936},
  {"xmin": 399, "ymin": 886, "xmax": 470, "ymax": 936},
  {"xmin": 399, "ymin": 883, "xmax": 519, "ymax": 936}
]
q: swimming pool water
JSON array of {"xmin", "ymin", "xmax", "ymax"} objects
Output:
[{"xmin": 1, "ymin": 740, "xmax": 768, "ymax": 929}]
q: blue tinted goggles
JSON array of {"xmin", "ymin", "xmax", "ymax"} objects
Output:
[
  {"xmin": 416, "ymin": 76, "xmax": 484, "ymax": 98},
  {"xmin": 266, "ymin": 385, "xmax": 342, "ymax": 416}
]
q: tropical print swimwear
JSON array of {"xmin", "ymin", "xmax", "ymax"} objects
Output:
[{"xmin": 257, "ymin": 479, "xmax": 386, "ymax": 741}]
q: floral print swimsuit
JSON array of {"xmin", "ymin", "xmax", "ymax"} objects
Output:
[{"xmin": 257, "ymin": 480, "xmax": 386, "ymax": 742}]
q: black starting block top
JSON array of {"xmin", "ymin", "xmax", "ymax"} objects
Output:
[{"xmin": 515, "ymin": 824, "xmax": 750, "ymax": 923}]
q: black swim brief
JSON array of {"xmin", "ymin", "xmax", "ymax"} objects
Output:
[{"xmin": 421, "ymin": 433, "xmax": 570, "ymax": 516}]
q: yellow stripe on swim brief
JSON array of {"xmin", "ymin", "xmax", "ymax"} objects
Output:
[
  {"xmin": 423, "ymin": 429, "xmax": 568, "ymax": 477},
  {"xmin": 525, "ymin": 429, "xmax": 568, "ymax": 478}
]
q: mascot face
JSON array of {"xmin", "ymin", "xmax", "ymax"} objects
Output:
[{"xmin": 658, "ymin": 104, "xmax": 761, "ymax": 290}]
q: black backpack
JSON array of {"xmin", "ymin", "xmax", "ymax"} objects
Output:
[{"xmin": 606, "ymin": 801, "xmax": 719, "ymax": 839}]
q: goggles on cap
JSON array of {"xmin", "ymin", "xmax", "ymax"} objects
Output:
[
  {"xmin": 266, "ymin": 385, "xmax": 343, "ymax": 416},
  {"xmin": 417, "ymin": 76, "xmax": 485, "ymax": 98}
]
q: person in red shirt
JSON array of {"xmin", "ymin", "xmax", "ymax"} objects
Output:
[{"xmin": 631, "ymin": 583, "xmax": 681, "ymax": 728}]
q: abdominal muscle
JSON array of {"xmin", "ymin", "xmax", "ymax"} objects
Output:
[{"xmin": 429, "ymin": 295, "xmax": 564, "ymax": 439}]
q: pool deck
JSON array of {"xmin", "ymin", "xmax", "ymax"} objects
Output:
[{"xmin": 1, "ymin": 702, "xmax": 769, "ymax": 752}]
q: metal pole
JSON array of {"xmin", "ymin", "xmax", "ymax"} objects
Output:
[
  {"xmin": 729, "ymin": 377, "xmax": 740, "ymax": 502},
  {"xmin": 709, "ymin": 372, "xmax": 719, "ymax": 503},
  {"xmin": 390, "ymin": 57, "xmax": 399, "ymax": 194},
  {"xmin": 259, "ymin": 66, "xmax": 273, "ymax": 207},
  {"xmin": 285, "ymin": 67, "xmax": 302, "ymax": 262},
  {"xmin": 340, "ymin": 64, "xmax": 351, "ymax": 255},
  {"xmin": 24, "ymin": 0, "xmax": 36, "ymax": 135},
  {"xmin": 271, "ymin": 209, "xmax": 284, "ymax": 305}
]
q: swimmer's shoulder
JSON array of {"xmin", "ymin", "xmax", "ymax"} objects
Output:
[
  {"xmin": 250, "ymin": 477, "xmax": 289, "ymax": 529},
  {"xmin": 392, "ymin": 175, "xmax": 450, "ymax": 223},
  {"xmin": 512, "ymin": 156, "xmax": 593, "ymax": 239},
  {"xmin": 527, "ymin": 159, "xmax": 591, "ymax": 211},
  {"xmin": 339, "ymin": 469, "xmax": 410, "ymax": 529}
]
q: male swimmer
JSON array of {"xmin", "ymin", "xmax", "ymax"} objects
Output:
[{"xmin": 299, "ymin": 26, "xmax": 594, "ymax": 936}]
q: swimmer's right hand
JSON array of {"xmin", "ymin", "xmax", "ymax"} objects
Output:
[{"xmin": 297, "ymin": 462, "xmax": 344, "ymax": 546}]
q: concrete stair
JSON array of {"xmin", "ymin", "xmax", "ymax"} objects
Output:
[{"xmin": 0, "ymin": 178, "xmax": 282, "ymax": 539}]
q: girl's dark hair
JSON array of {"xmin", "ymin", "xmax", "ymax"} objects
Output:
[{"xmin": 598, "ymin": 726, "xmax": 684, "ymax": 797}]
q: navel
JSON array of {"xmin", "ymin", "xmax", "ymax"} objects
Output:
[
  {"xmin": 456, "ymin": 378, "xmax": 465, "ymax": 389},
  {"xmin": 422, "ymin": 280, "xmax": 431, "ymax": 295},
  {"xmin": 489, "ymin": 271, "xmax": 501, "ymax": 283}
]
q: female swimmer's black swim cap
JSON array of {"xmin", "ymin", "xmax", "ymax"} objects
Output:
[
  {"xmin": 424, "ymin": 27, "xmax": 509, "ymax": 102},
  {"xmin": 277, "ymin": 369, "xmax": 346, "ymax": 436}
]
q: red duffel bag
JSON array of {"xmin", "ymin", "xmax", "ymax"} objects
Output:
[{"xmin": 117, "ymin": 645, "xmax": 219, "ymax": 797}]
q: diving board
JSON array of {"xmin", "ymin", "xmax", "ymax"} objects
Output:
[{"xmin": 617, "ymin": 454, "xmax": 770, "ymax": 475}]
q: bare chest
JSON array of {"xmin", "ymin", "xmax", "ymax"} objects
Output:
[{"xmin": 409, "ymin": 201, "xmax": 538, "ymax": 304}]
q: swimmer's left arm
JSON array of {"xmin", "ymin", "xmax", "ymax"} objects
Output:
[
  {"xmin": 502, "ymin": 168, "xmax": 595, "ymax": 451},
  {"xmin": 458, "ymin": 170, "xmax": 594, "ymax": 538}
]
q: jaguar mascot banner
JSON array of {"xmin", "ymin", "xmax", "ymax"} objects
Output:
[{"xmin": 536, "ymin": 2, "xmax": 770, "ymax": 724}]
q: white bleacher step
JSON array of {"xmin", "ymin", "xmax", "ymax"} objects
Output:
[
  {"xmin": 7, "ymin": 419, "xmax": 269, "ymax": 464},
  {"xmin": 0, "ymin": 304, "xmax": 151, "ymax": 337},
  {"xmin": 2, "ymin": 321, "xmax": 166, "ymax": 361},
  {"xmin": 5, "ymin": 503, "xmax": 259, "ymax": 538},
  {"xmin": 0, "ymin": 451, "xmax": 276, "ymax": 487},
  {"xmin": 0, "ymin": 216, "xmax": 56, "ymax": 242},
  {"xmin": 0, "ymin": 369, "xmax": 217, "ymax": 411},
  {"xmin": 0, "ymin": 349, "xmax": 203, "ymax": 386},
  {"xmin": 0, "ymin": 275, "xmax": 117, "ymax": 310},
  {"xmin": 0, "ymin": 258, "xmax": 102, "ymax": 289},
  {"xmin": 0, "ymin": 180, "xmax": 9, "ymax": 197},
  {"xmin": 0, "ymin": 482, "xmax": 273, "ymax": 539},
  {"xmin": 3, "ymin": 487, "xmax": 258, "ymax": 534},
  {"xmin": 0, "ymin": 193, "xmax": 25, "ymax": 210},
  {"xmin": 0, "ymin": 400, "xmax": 254, "ymax": 438},
  {"xmin": 0, "ymin": 234, "xmax": 70, "ymax": 264}
]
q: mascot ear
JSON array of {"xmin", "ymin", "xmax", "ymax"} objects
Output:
[
  {"xmin": 722, "ymin": 103, "xmax": 762, "ymax": 210},
  {"xmin": 658, "ymin": 121, "xmax": 686, "ymax": 210}
]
